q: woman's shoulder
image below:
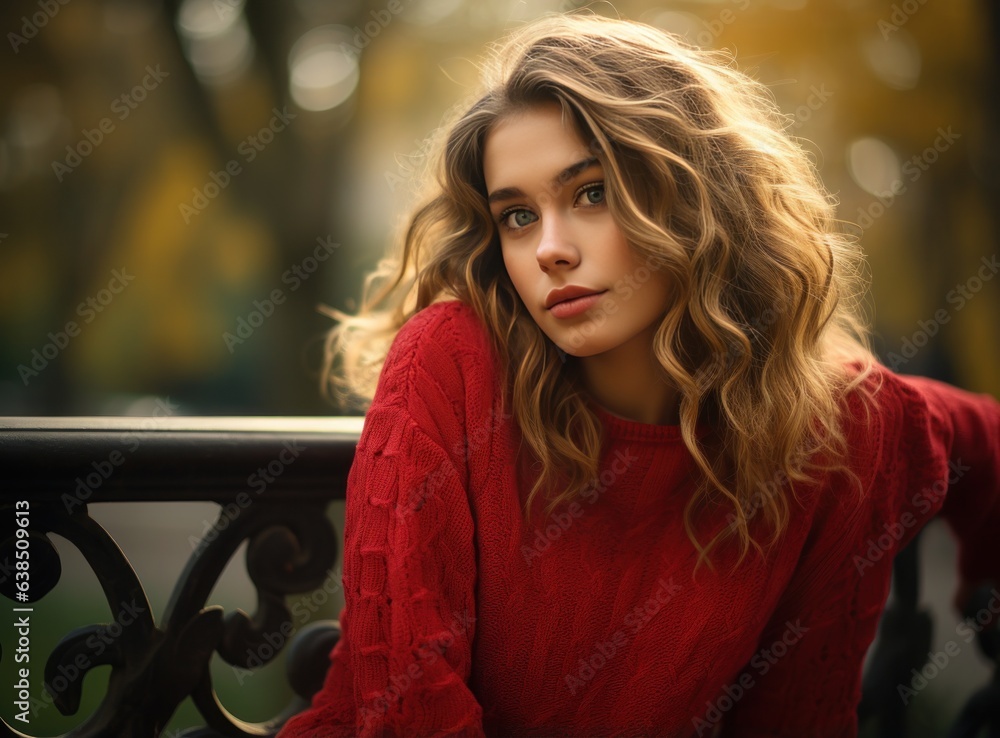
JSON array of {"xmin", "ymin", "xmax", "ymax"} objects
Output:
[
  {"xmin": 803, "ymin": 361, "xmax": 948, "ymax": 504},
  {"xmin": 840, "ymin": 358, "xmax": 948, "ymax": 432},
  {"xmin": 386, "ymin": 299, "xmax": 495, "ymax": 377},
  {"xmin": 834, "ymin": 359, "xmax": 999, "ymax": 505},
  {"xmin": 396, "ymin": 298, "xmax": 491, "ymax": 347},
  {"xmin": 842, "ymin": 359, "xmax": 999, "ymax": 434},
  {"xmin": 377, "ymin": 299, "xmax": 501, "ymax": 427}
]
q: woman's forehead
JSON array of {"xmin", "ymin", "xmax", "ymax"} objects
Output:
[{"xmin": 482, "ymin": 105, "xmax": 597, "ymax": 196}]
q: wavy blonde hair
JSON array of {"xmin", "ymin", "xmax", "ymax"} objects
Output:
[{"xmin": 321, "ymin": 12, "xmax": 881, "ymax": 571}]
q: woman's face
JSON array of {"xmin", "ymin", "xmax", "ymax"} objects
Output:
[{"xmin": 482, "ymin": 102, "xmax": 672, "ymax": 357}]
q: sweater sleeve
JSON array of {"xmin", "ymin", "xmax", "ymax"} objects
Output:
[
  {"xmin": 892, "ymin": 373, "xmax": 1000, "ymax": 599},
  {"xmin": 278, "ymin": 312, "xmax": 486, "ymax": 737},
  {"xmin": 714, "ymin": 371, "xmax": 1000, "ymax": 737}
]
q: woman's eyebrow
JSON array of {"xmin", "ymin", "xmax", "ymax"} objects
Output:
[{"xmin": 487, "ymin": 156, "xmax": 601, "ymax": 205}]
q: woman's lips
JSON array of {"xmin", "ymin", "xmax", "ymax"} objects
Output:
[{"xmin": 548, "ymin": 290, "xmax": 607, "ymax": 318}]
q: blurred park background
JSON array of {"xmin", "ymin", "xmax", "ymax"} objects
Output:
[
  {"xmin": 2, "ymin": 0, "xmax": 999, "ymax": 417},
  {"xmin": 1, "ymin": 0, "xmax": 999, "ymax": 734}
]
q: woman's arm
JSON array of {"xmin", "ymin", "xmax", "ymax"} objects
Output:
[
  {"xmin": 714, "ymin": 370, "xmax": 1000, "ymax": 736},
  {"xmin": 279, "ymin": 304, "xmax": 489, "ymax": 738},
  {"xmin": 895, "ymin": 373, "xmax": 1000, "ymax": 607}
]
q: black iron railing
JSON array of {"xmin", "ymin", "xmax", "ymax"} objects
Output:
[
  {"xmin": 0, "ymin": 417, "xmax": 360, "ymax": 737},
  {"xmin": 0, "ymin": 417, "xmax": 997, "ymax": 737}
]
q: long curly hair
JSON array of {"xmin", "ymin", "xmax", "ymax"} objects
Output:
[{"xmin": 321, "ymin": 12, "xmax": 881, "ymax": 570}]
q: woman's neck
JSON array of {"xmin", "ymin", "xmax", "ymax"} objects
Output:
[{"xmin": 578, "ymin": 324, "xmax": 680, "ymax": 426}]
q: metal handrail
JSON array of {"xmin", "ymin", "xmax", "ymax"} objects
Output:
[
  {"xmin": 0, "ymin": 417, "xmax": 361, "ymax": 737},
  {"xmin": 0, "ymin": 417, "xmax": 996, "ymax": 737}
]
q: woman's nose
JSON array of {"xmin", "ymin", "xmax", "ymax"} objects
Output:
[{"xmin": 535, "ymin": 213, "xmax": 579, "ymax": 271}]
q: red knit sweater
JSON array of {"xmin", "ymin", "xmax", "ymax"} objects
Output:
[{"xmin": 277, "ymin": 299, "xmax": 1000, "ymax": 738}]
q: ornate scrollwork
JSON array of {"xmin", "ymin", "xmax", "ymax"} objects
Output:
[
  {"xmin": 0, "ymin": 499, "xmax": 341, "ymax": 738},
  {"xmin": 162, "ymin": 500, "xmax": 339, "ymax": 736}
]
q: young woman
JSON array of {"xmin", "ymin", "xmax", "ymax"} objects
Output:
[{"xmin": 277, "ymin": 12, "xmax": 1000, "ymax": 738}]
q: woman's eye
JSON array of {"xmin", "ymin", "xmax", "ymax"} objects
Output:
[
  {"xmin": 501, "ymin": 209, "xmax": 538, "ymax": 230},
  {"xmin": 576, "ymin": 183, "xmax": 605, "ymax": 207}
]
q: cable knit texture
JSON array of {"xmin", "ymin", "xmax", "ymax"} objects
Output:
[{"xmin": 277, "ymin": 299, "xmax": 1000, "ymax": 738}]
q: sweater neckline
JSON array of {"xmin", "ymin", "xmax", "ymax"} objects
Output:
[{"xmin": 587, "ymin": 398, "xmax": 711, "ymax": 443}]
